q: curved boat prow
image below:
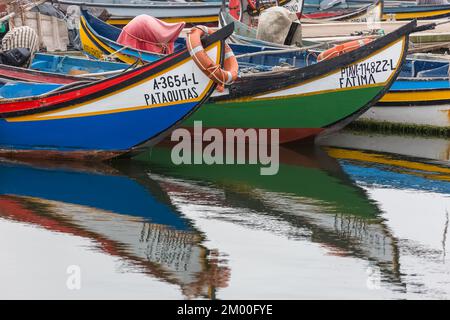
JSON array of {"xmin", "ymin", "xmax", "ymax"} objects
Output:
[{"xmin": 0, "ymin": 24, "xmax": 234, "ymax": 161}]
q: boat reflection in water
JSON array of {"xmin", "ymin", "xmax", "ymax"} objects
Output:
[
  {"xmin": 0, "ymin": 131, "xmax": 449, "ymax": 298},
  {"xmin": 0, "ymin": 160, "xmax": 229, "ymax": 299},
  {"xmin": 320, "ymin": 131, "xmax": 450, "ymax": 298},
  {"xmin": 138, "ymin": 143, "xmax": 406, "ymax": 298}
]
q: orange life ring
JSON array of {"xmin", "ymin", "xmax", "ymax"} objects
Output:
[
  {"xmin": 317, "ymin": 38, "xmax": 373, "ymax": 62},
  {"xmin": 187, "ymin": 26, "xmax": 239, "ymax": 92},
  {"xmin": 229, "ymin": 0, "xmax": 242, "ymax": 20}
]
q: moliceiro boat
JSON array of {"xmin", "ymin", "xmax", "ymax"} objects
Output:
[
  {"xmin": 79, "ymin": 10, "xmax": 415, "ymax": 143},
  {"xmin": 227, "ymin": 0, "xmax": 382, "ymax": 23},
  {"xmin": 0, "ymin": 24, "xmax": 233, "ymax": 160}
]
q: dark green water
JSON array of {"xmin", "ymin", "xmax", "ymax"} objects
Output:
[{"xmin": 0, "ymin": 131, "xmax": 449, "ymax": 299}]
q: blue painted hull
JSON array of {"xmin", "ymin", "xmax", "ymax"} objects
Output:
[
  {"xmin": 31, "ymin": 53, "xmax": 126, "ymax": 74},
  {"xmin": 0, "ymin": 82, "xmax": 61, "ymax": 99},
  {"xmin": 390, "ymin": 79, "xmax": 450, "ymax": 91},
  {"xmin": 0, "ymin": 102, "xmax": 196, "ymax": 152},
  {"xmin": 0, "ymin": 161, "xmax": 190, "ymax": 230},
  {"xmin": 342, "ymin": 162, "xmax": 450, "ymax": 195}
]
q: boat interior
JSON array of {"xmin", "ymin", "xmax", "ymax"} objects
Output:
[
  {"xmin": 400, "ymin": 54, "xmax": 450, "ymax": 79},
  {"xmin": 0, "ymin": 78, "xmax": 62, "ymax": 100}
]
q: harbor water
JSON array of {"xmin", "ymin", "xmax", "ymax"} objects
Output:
[{"xmin": 0, "ymin": 130, "xmax": 449, "ymax": 299}]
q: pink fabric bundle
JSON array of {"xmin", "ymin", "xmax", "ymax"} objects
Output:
[{"xmin": 117, "ymin": 15, "xmax": 185, "ymax": 54}]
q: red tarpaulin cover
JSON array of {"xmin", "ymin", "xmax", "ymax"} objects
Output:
[{"xmin": 117, "ymin": 15, "xmax": 185, "ymax": 54}]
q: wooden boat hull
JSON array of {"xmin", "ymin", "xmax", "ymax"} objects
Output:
[
  {"xmin": 31, "ymin": 52, "xmax": 126, "ymax": 74},
  {"xmin": 302, "ymin": 0, "xmax": 383, "ymax": 22},
  {"xmin": 320, "ymin": 131, "xmax": 450, "ymax": 163},
  {"xmin": 219, "ymin": 6, "xmax": 449, "ymax": 131},
  {"xmin": 80, "ymin": 9, "xmax": 413, "ymax": 143},
  {"xmin": 56, "ymin": 0, "xmax": 221, "ymax": 27},
  {"xmin": 301, "ymin": 19, "xmax": 450, "ymax": 44},
  {"xmin": 305, "ymin": 0, "xmax": 450, "ymax": 21},
  {"xmin": 0, "ymin": 26, "xmax": 230, "ymax": 160},
  {"xmin": 382, "ymin": 4, "xmax": 450, "ymax": 21}
]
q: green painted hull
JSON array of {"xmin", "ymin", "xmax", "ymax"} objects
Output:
[
  {"xmin": 136, "ymin": 146, "xmax": 380, "ymax": 219},
  {"xmin": 183, "ymin": 86, "xmax": 384, "ymax": 132}
]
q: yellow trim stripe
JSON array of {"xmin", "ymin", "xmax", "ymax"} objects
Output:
[
  {"xmin": 327, "ymin": 147, "xmax": 450, "ymax": 182},
  {"xmin": 381, "ymin": 89, "xmax": 450, "ymax": 103},
  {"xmin": 382, "ymin": 9, "xmax": 450, "ymax": 20},
  {"xmin": 107, "ymin": 15, "xmax": 219, "ymax": 25},
  {"xmin": 7, "ymin": 43, "xmax": 221, "ymax": 122}
]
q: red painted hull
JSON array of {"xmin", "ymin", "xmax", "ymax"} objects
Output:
[
  {"xmin": 178, "ymin": 127, "xmax": 325, "ymax": 144},
  {"xmin": 0, "ymin": 149, "xmax": 124, "ymax": 161}
]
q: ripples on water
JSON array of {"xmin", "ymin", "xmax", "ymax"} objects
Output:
[{"xmin": 0, "ymin": 131, "xmax": 449, "ymax": 299}]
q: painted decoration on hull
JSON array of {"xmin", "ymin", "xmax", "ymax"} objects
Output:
[{"xmin": 7, "ymin": 46, "xmax": 217, "ymax": 122}]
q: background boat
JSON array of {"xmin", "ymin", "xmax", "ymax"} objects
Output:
[
  {"xmin": 319, "ymin": 129, "xmax": 450, "ymax": 162},
  {"xmin": 305, "ymin": 0, "xmax": 450, "ymax": 20},
  {"xmin": 0, "ymin": 25, "xmax": 230, "ymax": 160},
  {"xmin": 135, "ymin": 144, "xmax": 403, "ymax": 286},
  {"xmin": 358, "ymin": 53, "xmax": 450, "ymax": 132},
  {"xmin": 55, "ymin": 0, "xmax": 222, "ymax": 27}
]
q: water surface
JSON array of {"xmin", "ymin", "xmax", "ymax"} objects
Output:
[{"xmin": 0, "ymin": 131, "xmax": 449, "ymax": 299}]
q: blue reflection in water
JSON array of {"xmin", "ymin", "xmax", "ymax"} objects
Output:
[{"xmin": 341, "ymin": 161, "xmax": 450, "ymax": 195}]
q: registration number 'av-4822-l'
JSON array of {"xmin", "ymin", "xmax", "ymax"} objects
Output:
[{"xmin": 339, "ymin": 59, "xmax": 396, "ymax": 88}]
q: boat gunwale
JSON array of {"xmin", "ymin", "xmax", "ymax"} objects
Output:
[
  {"xmin": 213, "ymin": 19, "xmax": 416, "ymax": 100},
  {"xmin": 56, "ymin": 0, "xmax": 222, "ymax": 9},
  {"xmin": 0, "ymin": 24, "xmax": 233, "ymax": 118}
]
